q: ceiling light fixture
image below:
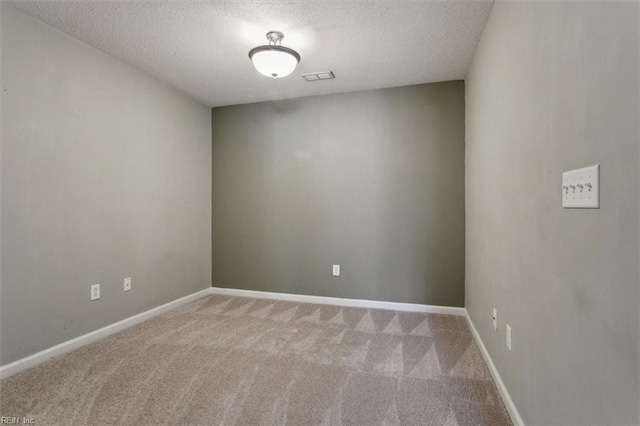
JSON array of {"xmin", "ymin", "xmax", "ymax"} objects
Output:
[{"xmin": 249, "ymin": 31, "xmax": 300, "ymax": 79}]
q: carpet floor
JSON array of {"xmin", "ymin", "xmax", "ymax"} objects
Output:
[{"xmin": 0, "ymin": 295, "xmax": 512, "ymax": 425}]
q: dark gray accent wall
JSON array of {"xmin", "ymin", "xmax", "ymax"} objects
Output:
[
  {"xmin": 1, "ymin": 7, "xmax": 212, "ymax": 364},
  {"xmin": 466, "ymin": 2, "xmax": 639, "ymax": 425},
  {"xmin": 212, "ymin": 82, "xmax": 465, "ymax": 306}
]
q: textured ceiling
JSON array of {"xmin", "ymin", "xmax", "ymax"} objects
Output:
[{"xmin": 9, "ymin": 1, "xmax": 494, "ymax": 107}]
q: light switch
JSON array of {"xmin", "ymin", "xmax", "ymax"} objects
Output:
[{"xmin": 562, "ymin": 165, "xmax": 599, "ymax": 208}]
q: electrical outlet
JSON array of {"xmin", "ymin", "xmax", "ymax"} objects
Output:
[
  {"xmin": 506, "ymin": 324, "xmax": 512, "ymax": 351},
  {"xmin": 124, "ymin": 277, "xmax": 132, "ymax": 292},
  {"xmin": 492, "ymin": 308, "xmax": 497, "ymax": 330},
  {"xmin": 90, "ymin": 284, "xmax": 100, "ymax": 301},
  {"xmin": 332, "ymin": 264, "xmax": 340, "ymax": 277}
]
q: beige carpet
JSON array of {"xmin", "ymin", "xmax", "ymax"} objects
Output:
[{"xmin": 0, "ymin": 295, "xmax": 511, "ymax": 425}]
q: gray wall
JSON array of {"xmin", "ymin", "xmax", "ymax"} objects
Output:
[
  {"xmin": 1, "ymin": 7, "xmax": 212, "ymax": 364},
  {"xmin": 466, "ymin": 2, "xmax": 639, "ymax": 425},
  {"xmin": 212, "ymin": 82, "xmax": 465, "ymax": 306}
]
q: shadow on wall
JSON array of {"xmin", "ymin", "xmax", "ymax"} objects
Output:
[{"xmin": 376, "ymin": 86, "xmax": 464, "ymax": 306}]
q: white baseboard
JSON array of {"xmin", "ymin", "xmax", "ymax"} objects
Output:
[
  {"xmin": 209, "ymin": 287, "xmax": 466, "ymax": 316},
  {"xmin": 465, "ymin": 313, "xmax": 525, "ymax": 426},
  {"xmin": 0, "ymin": 288, "xmax": 211, "ymax": 380}
]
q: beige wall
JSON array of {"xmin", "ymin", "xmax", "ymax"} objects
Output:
[
  {"xmin": 465, "ymin": 2, "xmax": 639, "ymax": 424},
  {"xmin": 1, "ymin": 7, "xmax": 212, "ymax": 364},
  {"xmin": 211, "ymin": 82, "xmax": 465, "ymax": 306}
]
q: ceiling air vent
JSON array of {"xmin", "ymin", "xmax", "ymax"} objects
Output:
[{"xmin": 302, "ymin": 71, "xmax": 335, "ymax": 82}]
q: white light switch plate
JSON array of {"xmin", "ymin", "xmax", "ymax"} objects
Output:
[
  {"xmin": 124, "ymin": 277, "xmax": 132, "ymax": 292},
  {"xmin": 562, "ymin": 165, "xmax": 599, "ymax": 208}
]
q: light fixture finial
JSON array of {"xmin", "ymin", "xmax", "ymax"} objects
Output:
[{"xmin": 266, "ymin": 31, "xmax": 284, "ymax": 45}]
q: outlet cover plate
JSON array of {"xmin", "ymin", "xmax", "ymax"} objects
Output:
[
  {"xmin": 332, "ymin": 264, "xmax": 340, "ymax": 277},
  {"xmin": 91, "ymin": 284, "xmax": 100, "ymax": 301}
]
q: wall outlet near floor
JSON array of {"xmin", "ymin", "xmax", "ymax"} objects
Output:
[
  {"xmin": 492, "ymin": 308, "xmax": 498, "ymax": 330},
  {"xmin": 90, "ymin": 284, "xmax": 100, "ymax": 301},
  {"xmin": 124, "ymin": 277, "xmax": 132, "ymax": 292},
  {"xmin": 332, "ymin": 264, "xmax": 340, "ymax": 277},
  {"xmin": 506, "ymin": 324, "xmax": 512, "ymax": 351}
]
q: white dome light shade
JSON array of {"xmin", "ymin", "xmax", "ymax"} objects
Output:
[
  {"xmin": 250, "ymin": 48, "xmax": 299, "ymax": 79},
  {"xmin": 248, "ymin": 32, "xmax": 300, "ymax": 79}
]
